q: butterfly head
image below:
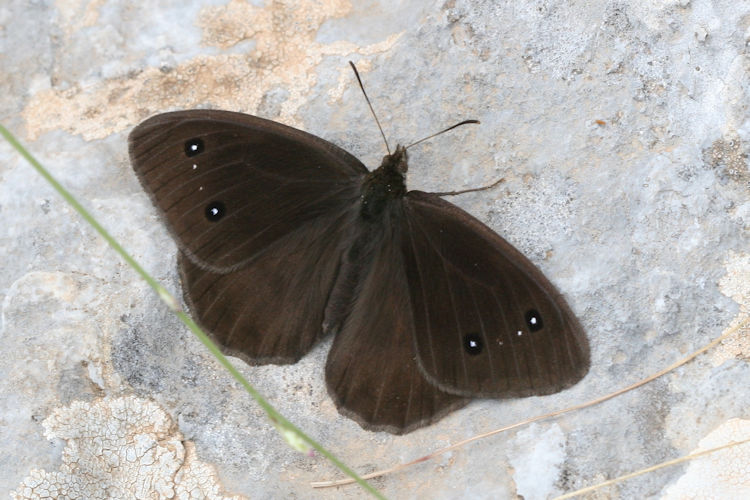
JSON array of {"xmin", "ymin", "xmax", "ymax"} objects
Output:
[
  {"xmin": 360, "ymin": 145, "xmax": 408, "ymax": 220},
  {"xmin": 380, "ymin": 144, "xmax": 409, "ymax": 175}
]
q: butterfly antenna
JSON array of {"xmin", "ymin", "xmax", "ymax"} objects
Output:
[
  {"xmin": 405, "ymin": 119, "xmax": 480, "ymax": 150},
  {"xmin": 349, "ymin": 61, "xmax": 391, "ymax": 154}
]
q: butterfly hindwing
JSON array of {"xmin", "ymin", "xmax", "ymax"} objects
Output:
[
  {"xmin": 178, "ymin": 202, "xmax": 359, "ymax": 363},
  {"xmin": 324, "ymin": 210, "xmax": 468, "ymax": 434}
]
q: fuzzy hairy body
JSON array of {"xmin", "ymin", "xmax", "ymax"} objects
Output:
[{"xmin": 322, "ymin": 146, "xmax": 409, "ymax": 335}]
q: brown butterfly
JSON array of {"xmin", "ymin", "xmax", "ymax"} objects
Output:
[{"xmin": 128, "ymin": 63, "xmax": 589, "ymax": 434}]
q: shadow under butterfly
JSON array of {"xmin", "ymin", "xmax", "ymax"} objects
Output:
[{"xmin": 128, "ymin": 62, "xmax": 589, "ymax": 434}]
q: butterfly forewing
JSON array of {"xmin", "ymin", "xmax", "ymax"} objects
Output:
[
  {"xmin": 402, "ymin": 191, "xmax": 589, "ymax": 398},
  {"xmin": 128, "ymin": 110, "xmax": 367, "ymax": 272}
]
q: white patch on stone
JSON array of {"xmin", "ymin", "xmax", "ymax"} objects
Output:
[
  {"xmin": 663, "ymin": 418, "xmax": 750, "ymax": 499},
  {"xmin": 11, "ymin": 396, "xmax": 244, "ymax": 500}
]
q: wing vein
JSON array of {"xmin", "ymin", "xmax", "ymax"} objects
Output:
[
  {"xmin": 405, "ymin": 215, "xmax": 439, "ymax": 376},
  {"xmin": 469, "ymin": 284, "xmax": 496, "ymax": 387},
  {"xmin": 440, "ymin": 256, "xmax": 466, "ymax": 387}
]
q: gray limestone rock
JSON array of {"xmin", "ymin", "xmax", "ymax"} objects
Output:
[{"xmin": 1, "ymin": 0, "xmax": 748, "ymax": 498}]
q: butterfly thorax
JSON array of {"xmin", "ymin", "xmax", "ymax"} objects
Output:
[{"xmin": 359, "ymin": 145, "xmax": 408, "ymax": 221}]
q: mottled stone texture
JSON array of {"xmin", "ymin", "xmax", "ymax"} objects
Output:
[{"xmin": 1, "ymin": 0, "xmax": 748, "ymax": 498}]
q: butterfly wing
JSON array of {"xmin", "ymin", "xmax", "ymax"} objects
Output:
[
  {"xmin": 325, "ymin": 212, "xmax": 468, "ymax": 434},
  {"xmin": 130, "ymin": 110, "xmax": 367, "ymax": 362},
  {"xmin": 178, "ymin": 201, "xmax": 359, "ymax": 363},
  {"xmin": 129, "ymin": 110, "xmax": 367, "ymax": 272},
  {"xmin": 401, "ymin": 191, "xmax": 589, "ymax": 398}
]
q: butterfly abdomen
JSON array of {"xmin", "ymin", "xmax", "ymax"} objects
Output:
[
  {"xmin": 322, "ymin": 204, "xmax": 403, "ymax": 336},
  {"xmin": 322, "ymin": 157, "xmax": 407, "ymax": 336}
]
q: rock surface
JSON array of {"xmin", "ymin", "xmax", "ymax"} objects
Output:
[
  {"xmin": 10, "ymin": 396, "xmax": 243, "ymax": 500},
  {"xmin": 1, "ymin": 0, "xmax": 748, "ymax": 498}
]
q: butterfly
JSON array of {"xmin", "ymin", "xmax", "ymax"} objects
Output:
[{"xmin": 128, "ymin": 63, "xmax": 589, "ymax": 434}]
